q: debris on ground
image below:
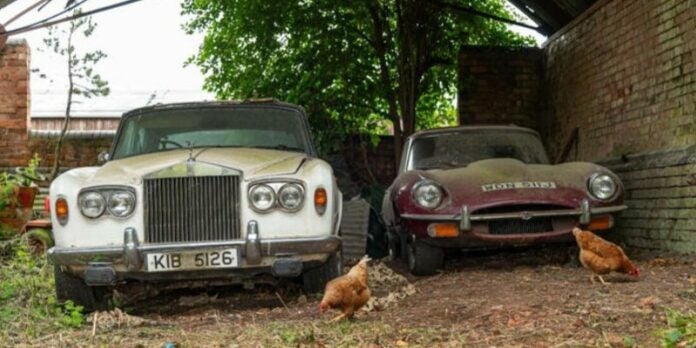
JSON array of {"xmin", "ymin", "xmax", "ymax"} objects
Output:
[
  {"xmin": 87, "ymin": 308, "xmax": 154, "ymax": 331},
  {"xmin": 363, "ymin": 261, "xmax": 416, "ymax": 312}
]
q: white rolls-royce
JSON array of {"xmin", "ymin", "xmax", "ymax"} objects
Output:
[{"xmin": 48, "ymin": 100, "xmax": 343, "ymax": 310}]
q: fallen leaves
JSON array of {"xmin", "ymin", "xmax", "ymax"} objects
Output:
[
  {"xmin": 363, "ymin": 262, "xmax": 416, "ymax": 312},
  {"xmin": 87, "ymin": 308, "xmax": 157, "ymax": 333}
]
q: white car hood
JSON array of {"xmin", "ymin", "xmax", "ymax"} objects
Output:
[{"xmin": 84, "ymin": 148, "xmax": 307, "ymax": 186}]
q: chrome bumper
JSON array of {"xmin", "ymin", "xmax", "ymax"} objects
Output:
[
  {"xmin": 401, "ymin": 199, "xmax": 628, "ymax": 231},
  {"xmin": 47, "ymin": 220, "xmax": 341, "ymax": 271}
]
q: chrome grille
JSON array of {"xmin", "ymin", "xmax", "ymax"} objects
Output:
[
  {"xmin": 489, "ymin": 218, "xmax": 553, "ymax": 235},
  {"xmin": 144, "ymin": 176, "xmax": 240, "ymax": 243}
]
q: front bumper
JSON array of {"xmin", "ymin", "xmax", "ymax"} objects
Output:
[
  {"xmin": 398, "ymin": 200, "xmax": 628, "ymax": 247},
  {"xmin": 47, "ymin": 220, "xmax": 341, "ymax": 284},
  {"xmin": 401, "ymin": 200, "xmax": 627, "ymax": 229}
]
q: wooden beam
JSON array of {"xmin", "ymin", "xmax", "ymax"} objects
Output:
[{"xmin": 514, "ymin": 0, "xmax": 574, "ymax": 32}]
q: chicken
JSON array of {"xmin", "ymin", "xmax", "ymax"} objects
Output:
[
  {"xmin": 572, "ymin": 227, "xmax": 640, "ymax": 284},
  {"xmin": 318, "ymin": 255, "xmax": 371, "ymax": 322}
]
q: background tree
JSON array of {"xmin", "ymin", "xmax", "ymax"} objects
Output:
[
  {"xmin": 182, "ymin": 0, "xmax": 532, "ymax": 165},
  {"xmin": 37, "ymin": 11, "xmax": 109, "ymax": 180}
]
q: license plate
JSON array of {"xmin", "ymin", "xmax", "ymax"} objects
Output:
[
  {"xmin": 146, "ymin": 248, "xmax": 239, "ymax": 272},
  {"xmin": 481, "ymin": 181, "xmax": 556, "ymax": 192}
]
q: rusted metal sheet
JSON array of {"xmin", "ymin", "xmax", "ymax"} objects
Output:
[{"xmin": 340, "ymin": 199, "xmax": 370, "ymax": 261}]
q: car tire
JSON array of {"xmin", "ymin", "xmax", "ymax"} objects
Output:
[
  {"xmin": 407, "ymin": 240, "xmax": 444, "ymax": 276},
  {"xmin": 302, "ymin": 251, "xmax": 343, "ymax": 294},
  {"xmin": 54, "ymin": 265, "xmax": 110, "ymax": 312}
]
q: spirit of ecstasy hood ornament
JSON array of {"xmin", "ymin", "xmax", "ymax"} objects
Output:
[{"xmin": 186, "ymin": 141, "xmax": 195, "ymax": 176}]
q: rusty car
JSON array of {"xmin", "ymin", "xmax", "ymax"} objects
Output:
[{"xmin": 381, "ymin": 125, "xmax": 627, "ymax": 275}]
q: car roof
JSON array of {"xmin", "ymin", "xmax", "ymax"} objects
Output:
[
  {"xmin": 409, "ymin": 125, "xmax": 541, "ymax": 139},
  {"xmin": 121, "ymin": 98, "xmax": 306, "ymax": 118}
]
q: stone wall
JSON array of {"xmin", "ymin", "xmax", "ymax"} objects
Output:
[
  {"xmin": 543, "ymin": 0, "xmax": 696, "ymax": 253},
  {"xmin": 458, "ymin": 46, "xmax": 542, "ymax": 128}
]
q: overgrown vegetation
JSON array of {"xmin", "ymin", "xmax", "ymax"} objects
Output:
[
  {"xmin": 0, "ymin": 242, "xmax": 85, "ymax": 346},
  {"xmin": 182, "ymin": 0, "xmax": 533, "ymax": 159},
  {"xmin": 660, "ymin": 309, "xmax": 696, "ymax": 347},
  {"xmin": 0, "ymin": 154, "xmax": 42, "ymax": 211}
]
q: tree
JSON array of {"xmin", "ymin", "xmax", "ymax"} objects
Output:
[
  {"xmin": 182, "ymin": 0, "xmax": 532, "ymax": 165},
  {"xmin": 37, "ymin": 11, "xmax": 109, "ymax": 180}
]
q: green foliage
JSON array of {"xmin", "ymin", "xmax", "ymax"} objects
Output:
[
  {"xmin": 0, "ymin": 243, "xmax": 85, "ymax": 344},
  {"xmin": 0, "ymin": 154, "xmax": 43, "ymax": 212},
  {"xmin": 12, "ymin": 153, "xmax": 43, "ymax": 187},
  {"xmin": 39, "ymin": 12, "xmax": 110, "ymax": 100},
  {"xmin": 182, "ymin": 0, "xmax": 533, "ymax": 156},
  {"xmin": 659, "ymin": 309, "xmax": 696, "ymax": 347},
  {"xmin": 35, "ymin": 10, "xmax": 110, "ymax": 180},
  {"xmin": 0, "ymin": 172, "xmax": 16, "ymax": 211}
]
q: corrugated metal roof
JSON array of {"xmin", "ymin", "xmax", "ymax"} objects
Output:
[{"xmin": 31, "ymin": 89, "xmax": 215, "ymax": 118}]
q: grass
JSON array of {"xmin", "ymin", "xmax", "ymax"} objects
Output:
[
  {"xmin": 659, "ymin": 309, "xmax": 696, "ymax": 348},
  {"xmin": 83, "ymin": 320, "xmax": 472, "ymax": 347},
  {"xmin": 0, "ymin": 238, "xmax": 85, "ymax": 346}
]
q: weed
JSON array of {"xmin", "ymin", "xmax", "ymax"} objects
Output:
[
  {"xmin": 0, "ymin": 243, "xmax": 85, "ymax": 345},
  {"xmin": 659, "ymin": 308, "xmax": 696, "ymax": 347}
]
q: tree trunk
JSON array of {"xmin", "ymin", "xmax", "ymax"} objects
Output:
[
  {"xmin": 367, "ymin": 2, "xmax": 404, "ymax": 171},
  {"xmin": 50, "ymin": 26, "xmax": 75, "ymax": 181}
]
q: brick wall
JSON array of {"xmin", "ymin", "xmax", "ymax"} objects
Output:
[
  {"xmin": 26, "ymin": 138, "xmax": 112, "ymax": 170},
  {"xmin": 543, "ymin": 0, "xmax": 696, "ymax": 253},
  {"xmin": 340, "ymin": 135, "xmax": 396, "ymax": 187},
  {"xmin": 0, "ymin": 39, "xmax": 32, "ymax": 168},
  {"xmin": 458, "ymin": 46, "xmax": 542, "ymax": 128},
  {"xmin": 0, "ymin": 40, "xmax": 114, "ymax": 171}
]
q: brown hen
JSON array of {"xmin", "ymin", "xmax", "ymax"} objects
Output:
[
  {"xmin": 572, "ymin": 227, "xmax": 640, "ymax": 284},
  {"xmin": 318, "ymin": 255, "xmax": 371, "ymax": 321}
]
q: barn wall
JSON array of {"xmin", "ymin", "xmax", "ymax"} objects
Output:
[
  {"xmin": 458, "ymin": 46, "xmax": 542, "ymax": 128},
  {"xmin": 543, "ymin": 0, "xmax": 696, "ymax": 253}
]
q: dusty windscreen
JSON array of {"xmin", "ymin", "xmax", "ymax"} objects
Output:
[
  {"xmin": 112, "ymin": 107, "xmax": 311, "ymax": 159},
  {"xmin": 408, "ymin": 130, "xmax": 549, "ymax": 170}
]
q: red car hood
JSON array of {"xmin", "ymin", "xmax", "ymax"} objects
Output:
[{"xmin": 397, "ymin": 158, "xmax": 622, "ymax": 215}]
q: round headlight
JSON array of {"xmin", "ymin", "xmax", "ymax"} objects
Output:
[
  {"xmin": 589, "ymin": 173, "xmax": 617, "ymax": 200},
  {"xmin": 412, "ymin": 181, "xmax": 443, "ymax": 209},
  {"xmin": 108, "ymin": 191, "xmax": 136, "ymax": 217},
  {"xmin": 278, "ymin": 183, "xmax": 304, "ymax": 211},
  {"xmin": 249, "ymin": 184, "xmax": 276, "ymax": 212},
  {"xmin": 79, "ymin": 191, "xmax": 106, "ymax": 218}
]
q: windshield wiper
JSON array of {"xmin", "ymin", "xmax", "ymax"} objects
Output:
[{"xmin": 255, "ymin": 145, "xmax": 306, "ymax": 153}]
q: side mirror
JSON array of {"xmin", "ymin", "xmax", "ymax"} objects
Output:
[{"xmin": 97, "ymin": 151, "xmax": 110, "ymax": 165}]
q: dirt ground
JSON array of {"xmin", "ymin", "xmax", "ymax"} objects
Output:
[{"xmin": 25, "ymin": 245, "xmax": 696, "ymax": 347}]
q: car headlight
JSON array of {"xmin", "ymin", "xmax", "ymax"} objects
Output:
[
  {"xmin": 78, "ymin": 191, "xmax": 106, "ymax": 218},
  {"xmin": 249, "ymin": 184, "xmax": 276, "ymax": 212},
  {"xmin": 412, "ymin": 181, "xmax": 443, "ymax": 209},
  {"xmin": 278, "ymin": 183, "xmax": 304, "ymax": 211},
  {"xmin": 108, "ymin": 191, "xmax": 136, "ymax": 217},
  {"xmin": 588, "ymin": 173, "xmax": 617, "ymax": 200}
]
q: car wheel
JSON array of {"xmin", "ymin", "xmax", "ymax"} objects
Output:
[
  {"xmin": 407, "ymin": 240, "xmax": 444, "ymax": 276},
  {"xmin": 302, "ymin": 251, "xmax": 343, "ymax": 294},
  {"xmin": 54, "ymin": 265, "xmax": 110, "ymax": 312}
]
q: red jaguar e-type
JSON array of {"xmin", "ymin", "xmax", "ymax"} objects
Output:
[{"xmin": 381, "ymin": 125, "xmax": 627, "ymax": 275}]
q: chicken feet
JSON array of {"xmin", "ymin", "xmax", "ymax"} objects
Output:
[{"xmin": 590, "ymin": 274, "xmax": 609, "ymax": 285}]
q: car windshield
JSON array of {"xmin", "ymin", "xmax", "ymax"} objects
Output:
[
  {"xmin": 112, "ymin": 107, "xmax": 312, "ymax": 159},
  {"xmin": 405, "ymin": 129, "xmax": 549, "ymax": 171}
]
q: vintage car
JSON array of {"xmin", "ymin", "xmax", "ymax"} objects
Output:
[
  {"xmin": 381, "ymin": 125, "xmax": 627, "ymax": 275},
  {"xmin": 47, "ymin": 100, "xmax": 343, "ymax": 310}
]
